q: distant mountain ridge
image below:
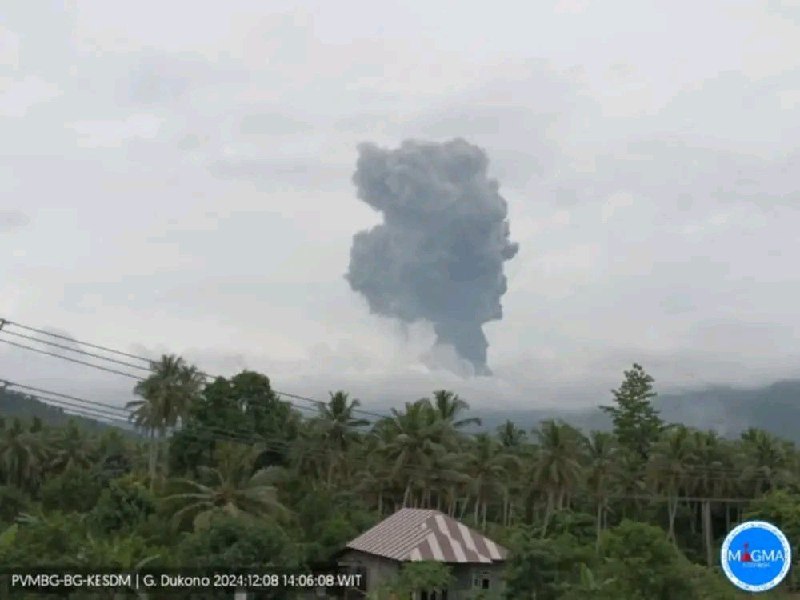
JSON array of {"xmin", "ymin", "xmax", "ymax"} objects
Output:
[
  {"xmin": 472, "ymin": 379, "xmax": 800, "ymax": 442},
  {"xmin": 0, "ymin": 387, "xmax": 132, "ymax": 433},
  {"xmin": 6, "ymin": 378, "xmax": 800, "ymax": 443}
]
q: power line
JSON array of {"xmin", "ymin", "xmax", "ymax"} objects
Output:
[
  {"xmin": 24, "ymin": 397, "xmax": 131, "ymax": 426},
  {"xmin": 2, "ymin": 319, "xmax": 152, "ymax": 363},
  {"xmin": 2, "ymin": 380, "xmax": 131, "ymax": 415},
  {"xmin": 1, "ymin": 328, "xmax": 151, "ymax": 373},
  {"xmin": 3, "ymin": 385, "xmax": 288, "ymax": 448},
  {"xmin": 0, "ymin": 337, "xmax": 141, "ymax": 380},
  {"xmin": 1, "ymin": 377, "xmax": 320, "ymax": 442},
  {"xmin": 3, "ymin": 332, "xmax": 793, "ymax": 481},
  {"xmin": 0, "ymin": 391, "xmax": 132, "ymax": 427},
  {"xmin": 0, "ymin": 318, "xmax": 787, "ymax": 494},
  {"xmin": 0, "ymin": 318, "xmax": 392, "ymax": 420}
]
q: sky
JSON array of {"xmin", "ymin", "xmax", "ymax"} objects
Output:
[{"xmin": 3, "ymin": 0, "xmax": 800, "ymax": 413}]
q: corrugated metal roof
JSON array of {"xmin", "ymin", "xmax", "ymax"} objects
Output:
[{"xmin": 345, "ymin": 508, "xmax": 508, "ymax": 564}]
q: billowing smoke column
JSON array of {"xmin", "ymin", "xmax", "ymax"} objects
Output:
[{"xmin": 345, "ymin": 139, "xmax": 519, "ymax": 376}]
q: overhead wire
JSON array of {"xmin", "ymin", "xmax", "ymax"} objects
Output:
[
  {"xmin": 0, "ymin": 317, "xmax": 787, "ymax": 502},
  {"xmin": 1, "ymin": 319, "xmax": 154, "ymax": 363},
  {"xmin": 0, "ymin": 328, "xmax": 151, "ymax": 373},
  {"xmin": 0, "ymin": 318, "xmax": 391, "ymax": 420},
  {"xmin": 0, "ymin": 337, "xmax": 142, "ymax": 380}
]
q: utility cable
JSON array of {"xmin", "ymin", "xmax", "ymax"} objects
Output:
[{"xmin": 0, "ymin": 318, "xmax": 391, "ymax": 420}]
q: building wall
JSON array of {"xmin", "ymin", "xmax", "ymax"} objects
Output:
[
  {"xmin": 338, "ymin": 551, "xmax": 506, "ymax": 599},
  {"xmin": 452, "ymin": 563, "xmax": 506, "ymax": 597},
  {"xmin": 338, "ymin": 549, "xmax": 402, "ymax": 594}
]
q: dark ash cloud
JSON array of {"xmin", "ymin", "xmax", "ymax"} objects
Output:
[{"xmin": 345, "ymin": 139, "xmax": 518, "ymax": 376}]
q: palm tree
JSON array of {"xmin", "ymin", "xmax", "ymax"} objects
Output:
[
  {"xmin": 352, "ymin": 428, "xmax": 396, "ymax": 515},
  {"xmin": 49, "ymin": 420, "xmax": 92, "ymax": 473},
  {"xmin": 316, "ymin": 391, "xmax": 370, "ymax": 486},
  {"xmin": 166, "ymin": 442, "xmax": 289, "ymax": 531},
  {"xmin": 495, "ymin": 421, "xmax": 528, "ymax": 526},
  {"xmin": 127, "ymin": 354, "xmax": 204, "ymax": 489},
  {"xmin": 0, "ymin": 418, "xmax": 46, "ymax": 492},
  {"xmin": 584, "ymin": 430, "xmax": 618, "ymax": 550},
  {"xmin": 531, "ymin": 420, "xmax": 584, "ymax": 536},
  {"xmin": 689, "ymin": 429, "xmax": 727, "ymax": 566},
  {"xmin": 377, "ymin": 399, "xmax": 445, "ymax": 507},
  {"xmin": 288, "ymin": 420, "xmax": 329, "ymax": 484},
  {"xmin": 740, "ymin": 428, "xmax": 793, "ymax": 496},
  {"xmin": 412, "ymin": 445, "xmax": 465, "ymax": 510},
  {"xmin": 648, "ymin": 425, "xmax": 694, "ymax": 543},
  {"xmin": 465, "ymin": 434, "xmax": 516, "ymax": 530},
  {"xmin": 431, "ymin": 390, "xmax": 481, "ymax": 430},
  {"xmin": 497, "ymin": 420, "xmax": 527, "ymax": 449}
]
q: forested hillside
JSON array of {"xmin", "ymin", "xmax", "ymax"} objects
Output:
[
  {"xmin": 2, "ymin": 360, "xmax": 800, "ymax": 598},
  {"xmin": 0, "ymin": 387, "xmax": 130, "ymax": 434}
]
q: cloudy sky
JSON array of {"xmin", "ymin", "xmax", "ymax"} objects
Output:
[{"xmin": 3, "ymin": 0, "xmax": 800, "ymax": 413}]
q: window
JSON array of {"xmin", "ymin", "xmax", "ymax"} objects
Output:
[{"xmin": 475, "ymin": 570, "xmax": 491, "ymax": 590}]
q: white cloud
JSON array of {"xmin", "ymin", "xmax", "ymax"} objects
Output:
[
  {"xmin": 600, "ymin": 192, "xmax": 635, "ymax": 223},
  {"xmin": 553, "ymin": 0, "xmax": 589, "ymax": 15},
  {"xmin": 0, "ymin": 210, "xmax": 30, "ymax": 233},
  {"xmin": 778, "ymin": 89, "xmax": 800, "ymax": 109},
  {"xmin": 68, "ymin": 114, "xmax": 163, "ymax": 148},
  {"xmin": 0, "ymin": 26, "xmax": 20, "ymax": 69},
  {"xmin": 0, "ymin": 76, "xmax": 60, "ymax": 117},
  {"xmin": 4, "ymin": 1, "xmax": 800, "ymax": 410}
]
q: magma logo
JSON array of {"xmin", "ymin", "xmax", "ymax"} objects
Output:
[{"xmin": 721, "ymin": 521, "xmax": 791, "ymax": 592}]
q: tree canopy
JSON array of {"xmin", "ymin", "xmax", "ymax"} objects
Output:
[{"xmin": 1, "ymin": 361, "xmax": 797, "ymax": 598}]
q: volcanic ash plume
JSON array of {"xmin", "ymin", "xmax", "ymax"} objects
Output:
[{"xmin": 345, "ymin": 139, "xmax": 519, "ymax": 376}]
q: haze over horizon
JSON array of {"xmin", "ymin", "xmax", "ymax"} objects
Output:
[{"xmin": 4, "ymin": 1, "xmax": 800, "ymax": 412}]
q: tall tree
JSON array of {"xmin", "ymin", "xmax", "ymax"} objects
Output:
[
  {"xmin": 377, "ymin": 400, "xmax": 445, "ymax": 507},
  {"xmin": 316, "ymin": 391, "xmax": 369, "ymax": 486},
  {"xmin": 465, "ymin": 433, "xmax": 514, "ymax": 529},
  {"xmin": 601, "ymin": 363, "xmax": 663, "ymax": 463},
  {"xmin": 127, "ymin": 354, "xmax": 204, "ymax": 489},
  {"xmin": 532, "ymin": 420, "xmax": 584, "ymax": 536},
  {"xmin": 648, "ymin": 426, "xmax": 693, "ymax": 544},
  {"xmin": 584, "ymin": 430, "xmax": 618, "ymax": 550},
  {"xmin": 171, "ymin": 371, "xmax": 299, "ymax": 476},
  {"xmin": 430, "ymin": 390, "xmax": 481, "ymax": 430},
  {"xmin": 497, "ymin": 420, "xmax": 527, "ymax": 449}
]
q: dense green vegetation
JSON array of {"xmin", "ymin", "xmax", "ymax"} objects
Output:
[{"xmin": 2, "ymin": 360, "xmax": 800, "ymax": 598}]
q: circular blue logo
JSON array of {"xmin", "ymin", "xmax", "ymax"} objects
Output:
[{"xmin": 721, "ymin": 521, "xmax": 791, "ymax": 592}]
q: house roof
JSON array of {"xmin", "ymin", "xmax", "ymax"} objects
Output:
[{"xmin": 345, "ymin": 508, "xmax": 508, "ymax": 564}]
